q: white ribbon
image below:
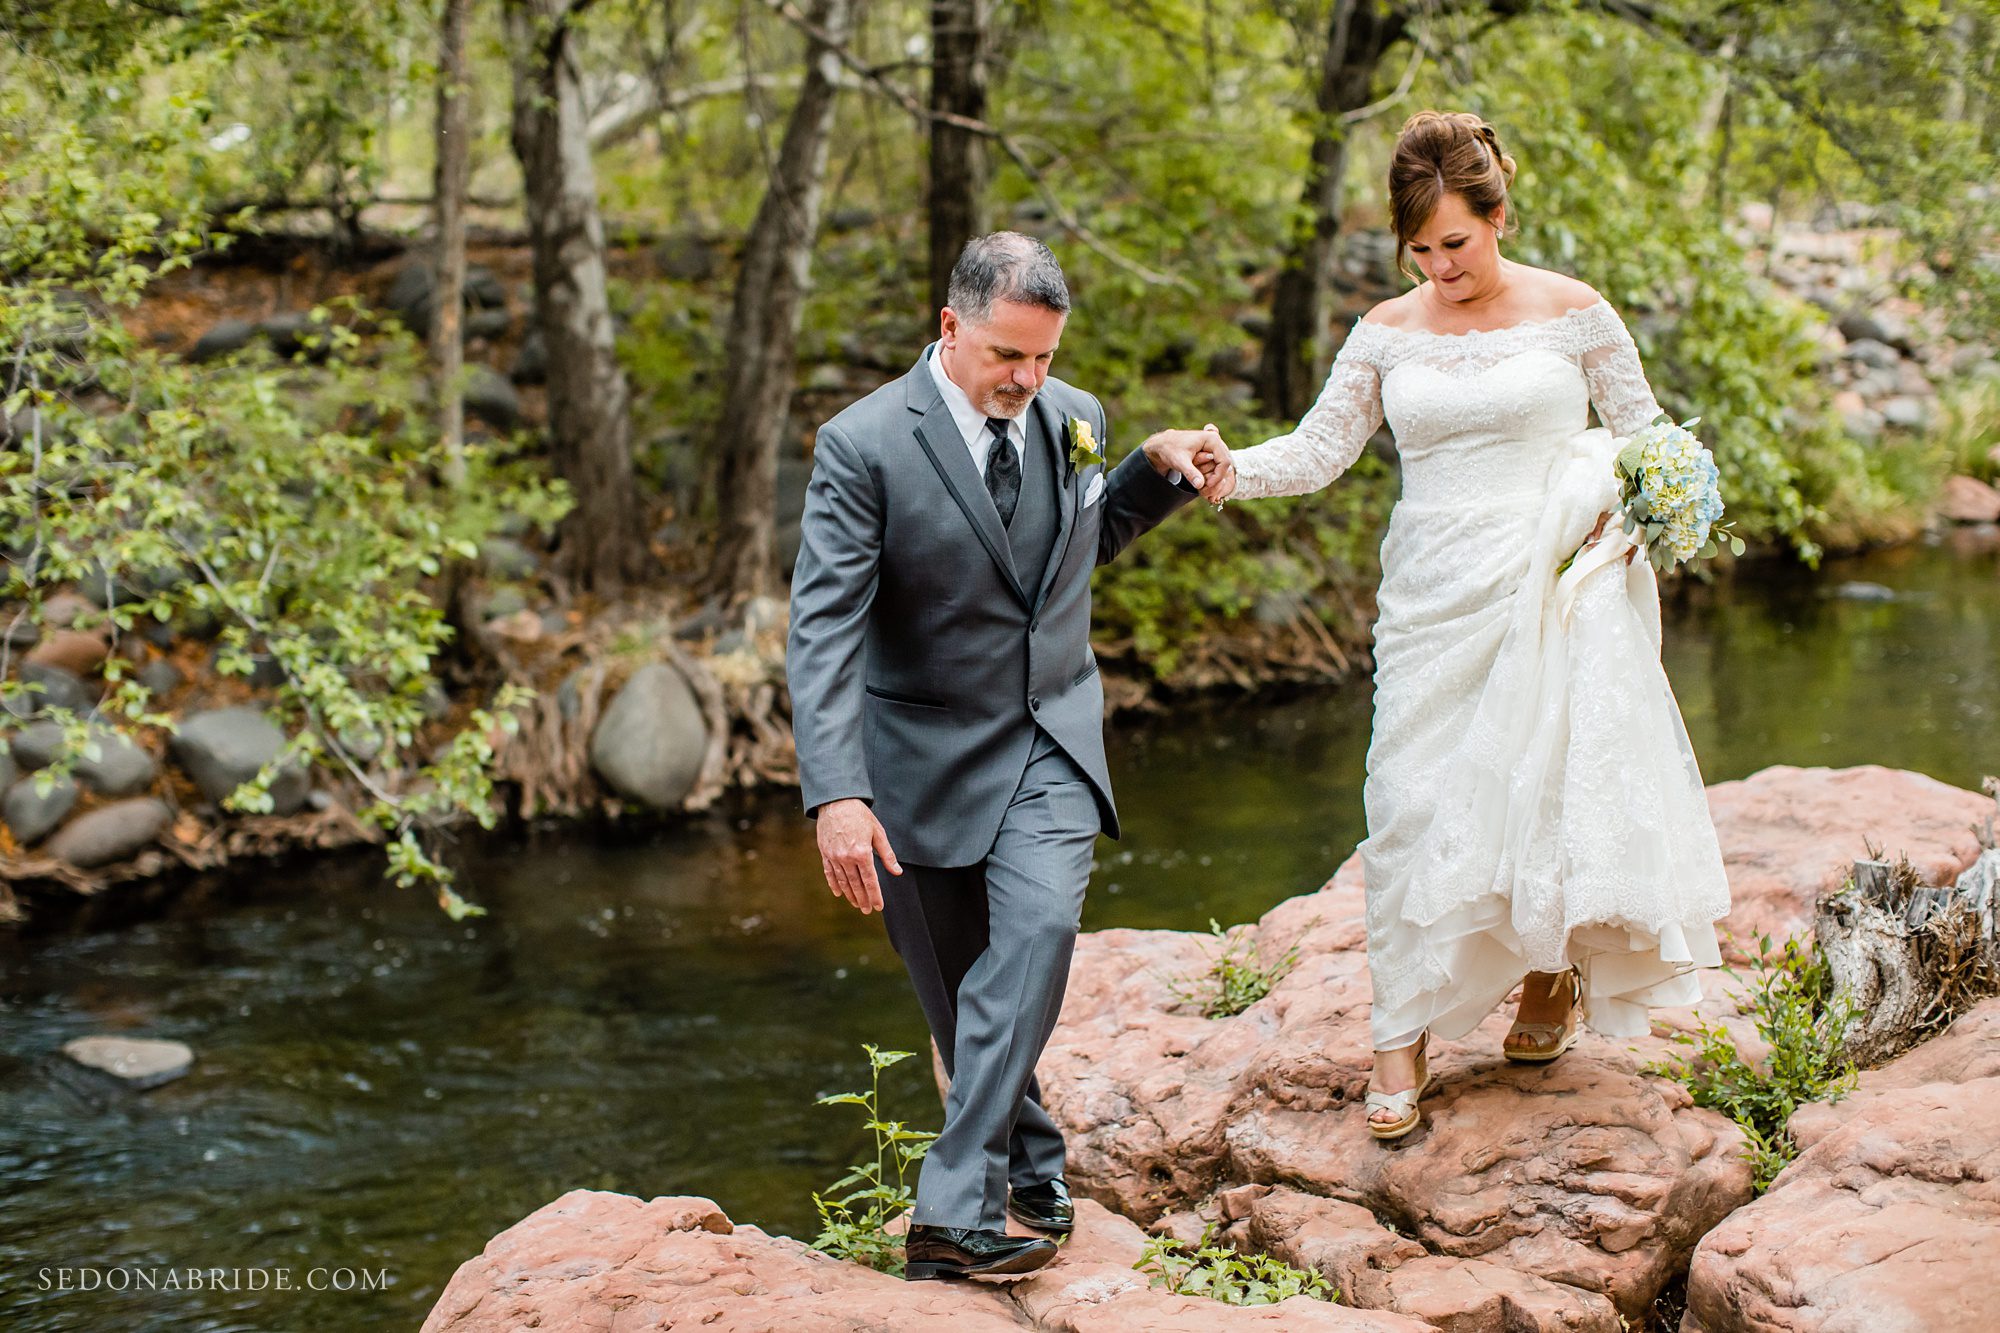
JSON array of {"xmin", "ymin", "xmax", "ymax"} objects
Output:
[{"xmin": 1553, "ymin": 523, "xmax": 1642, "ymax": 628}]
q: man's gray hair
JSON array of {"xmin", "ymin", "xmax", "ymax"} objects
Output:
[{"xmin": 946, "ymin": 232, "xmax": 1071, "ymax": 323}]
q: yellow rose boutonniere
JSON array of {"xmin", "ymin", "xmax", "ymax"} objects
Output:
[{"xmin": 1066, "ymin": 416, "xmax": 1103, "ymax": 476}]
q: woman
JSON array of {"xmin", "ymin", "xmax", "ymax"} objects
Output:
[{"xmin": 1206, "ymin": 111, "xmax": 1732, "ymax": 1139}]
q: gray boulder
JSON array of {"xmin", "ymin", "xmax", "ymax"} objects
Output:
[
  {"xmin": 257, "ymin": 311, "xmax": 331, "ymax": 361},
  {"xmin": 78, "ymin": 730, "xmax": 157, "ymax": 797},
  {"xmin": 9, "ymin": 662, "xmax": 94, "ymax": 718},
  {"xmin": 190, "ymin": 318, "xmax": 257, "ymax": 362},
  {"xmin": 465, "ymin": 265, "xmax": 508, "ymax": 309},
  {"xmin": 1844, "ymin": 337, "xmax": 1902, "ymax": 370},
  {"xmin": 511, "ymin": 328, "xmax": 547, "ymax": 384},
  {"xmin": 464, "ymin": 307, "xmax": 512, "ymax": 341},
  {"xmin": 1882, "ymin": 396, "xmax": 1931, "ymax": 431},
  {"xmin": 169, "ymin": 706, "xmax": 309, "ymax": 815},
  {"xmin": 138, "ymin": 658, "xmax": 184, "ymax": 698},
  {"xmin": 4, "ymin": 771, "xmax": 78, "ymax": 844},
  {"xmin": 464, "ymin": 366, "xmax": 522, "ymax": 432},
  {"xmin": 479, "ymin": 536, "xmax": 539, "ymax": 580},
  {"xmin": 46, "ymin": 797, "xmax": 171, "ymax": 868},
  {"xmin": 62, "ymin": 1035, "xmax": 192, "ymax": 1089},
  {"xmin": 0, "ymin": 748, "xmax": 15, "ymax": 794},
  {"xmin": 588, "ymin": 663, "xmax": 708, "ymax": 809},
  {"xmin": 13, "ymin": 720, "xmax": 156, "ymax": 794},
  {"xmin": 9, "ymin": 719, "xmax": 65, "ymax": 769}
]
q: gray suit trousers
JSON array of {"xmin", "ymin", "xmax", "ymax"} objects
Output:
[{"xmin": 880, "ymin": 728, "xmax": 1098, "ymax": 1230}]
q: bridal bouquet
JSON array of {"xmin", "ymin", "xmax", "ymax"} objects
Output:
[{"xmin": 1594, "ymin": 417, "xmax": 1743, "ymax": 574}]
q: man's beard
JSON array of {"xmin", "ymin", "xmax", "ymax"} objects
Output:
[{"xmin": 980, "ymin": 386, "xmax": 1034, "ymax": 418}]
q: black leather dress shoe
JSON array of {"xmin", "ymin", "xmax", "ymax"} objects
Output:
[
  {"xmin": 904, "ymin": 1224, "xmax": 1057, "ymax": 1281},
  {"xmin": 1006, "ymin": 1177, "xmax": 1074, "ymax": 1234}
]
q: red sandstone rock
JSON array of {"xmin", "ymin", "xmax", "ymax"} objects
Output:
[
  {"xmin": 1033, "ymin": 766, "xmax": 1987, "ymax": 1323},
  {"xmin": 1939, "ymin": 472, "xmax": 2000, "ymax": 523},
  {"xmin": 1684, "ymin": 999, "xmax": 2000, "ymax": 1332},
  {"xmin": 24, "ymin": 627, "xmax": 108, "ymax": 675},
  {"xmin": 420, "ymin": 1190, "xmax": 1428, "ymax": 1332},
  {"xmin": 1700, "ymin": 764, "xmax": 1989, "ymax": 955}
]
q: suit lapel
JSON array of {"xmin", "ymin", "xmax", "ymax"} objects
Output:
[
  {"xmin": 1032, "ymin": 393, "xmax": 1082, "ymax": 615},
  {"xmin": 907, "ymin": 352, "xmax": 1029, "ymax": 610}
]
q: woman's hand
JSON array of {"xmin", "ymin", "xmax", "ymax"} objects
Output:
[
  {"xmin": 1198, "ymin": 424, "xmax": 1236, "ymax": 504},
  {"xmin": 1586, "ymin": 510, "xmax": 1637, "ymax": 566}
]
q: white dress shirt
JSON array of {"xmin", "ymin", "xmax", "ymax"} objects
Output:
[{"xmin": 928, "ymin": 343, "xmax": 1026, "ymax": 479}]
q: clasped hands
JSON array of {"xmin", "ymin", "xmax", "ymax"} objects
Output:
[{"xmin": 1141, "ymin": 424, "xmax": 1237, "ymax": 505}]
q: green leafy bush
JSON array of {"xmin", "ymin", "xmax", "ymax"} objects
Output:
[
  {"xmin": 1645, "ymin": 934, "xmax": 1858, "ymax": 1192},
  {"xmin": 2, "ymin": 66, "xmax": 568, "ymax": 915},
  {"xmin": 808, "ymin": 1045, "xmax": 938, "ymax": 1277},
  {"xmin": 1135, "ymin": 1223, "xmax": 1336, "ymax": 1306}
]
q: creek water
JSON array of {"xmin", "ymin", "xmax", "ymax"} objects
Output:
[{"xmin": 2, "ymin": 531, "xmax": 1996, "ymax": 1332}]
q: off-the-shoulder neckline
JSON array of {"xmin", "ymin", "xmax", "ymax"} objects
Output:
[{"xmin": 1354, "ymin": 295, "xmax": 1610, "ymax": 341}]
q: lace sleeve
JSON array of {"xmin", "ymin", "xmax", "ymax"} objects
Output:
[
  {"xmin": 1571, "ymin": 299, "xmax": 1665, "ymax": 438},
  {"xmin": 1231, "ymin": 327, "xmax": 1385, "ymax": 500}
]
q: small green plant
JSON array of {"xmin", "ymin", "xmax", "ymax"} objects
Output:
[
  {"xmin": 808, "ymin": 1045, "xmax": 938, "ymax": 1276},
  {"xmin": 1134, "ymin": 1223, "xmax": 1336, "ymax": 1306},
  {"xmin": 1172, "ymin": 918, "xmax": 1308, "ymax": 1018},
  {"xmin": 1645, "ymin": 933, "xmax": 1858, "ymax": 1192}
]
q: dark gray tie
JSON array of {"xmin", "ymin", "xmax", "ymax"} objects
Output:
[{"xmin": 984, "ymin": 417, "xmax": 1020, "ymax": 528}]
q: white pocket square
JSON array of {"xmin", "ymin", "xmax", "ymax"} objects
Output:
[{"xmin": 1083, "ymin": 474, "xmax": 1105, "ymax": 507}]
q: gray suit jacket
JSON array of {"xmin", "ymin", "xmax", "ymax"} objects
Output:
[{"xmin": 787, "ymin": 346, "xmax": 1194, "ymax": 867}]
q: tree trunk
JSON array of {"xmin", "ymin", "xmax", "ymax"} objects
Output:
[
  {"xmin": 928, "ymin": 0, "xmax": 986, "ymax": 312},
  {"xmin": 504, "ymin": 0, "xmax": 646, "ymax": 594},
  {"xmin": 708, "ymin": 0, "xmax": 858, "ymax": 604},
  {"xmin": 433, "ymin": 0, "xmax": 472, "ymax": 486},
  {"xmin": 1255, "ymin": 1, "xmax": 1404, "ymax": 422}
]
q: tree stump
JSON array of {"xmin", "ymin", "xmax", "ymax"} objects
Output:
[{"xmin": 1817, "ymin": 790, "xmax": 2000, "ymax": 1067}]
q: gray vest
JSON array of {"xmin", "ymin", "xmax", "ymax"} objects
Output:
[{"xmin": 1003, "ymin": 413, "xmax": 1059, "ymax": 599}]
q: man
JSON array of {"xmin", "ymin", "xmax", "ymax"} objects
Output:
[{"xmin": 787, "ymin": 232, "xmax": 1231, "ymax": 1280}]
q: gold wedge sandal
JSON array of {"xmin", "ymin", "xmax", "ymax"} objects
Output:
[
  {"xmin": 1365, "ymin": 1032, "xmax": 1431, "ymax": 1141},
  {"xmin": 1503, "ymin": 967, "xmax": 1583, "ymax": 1064}
]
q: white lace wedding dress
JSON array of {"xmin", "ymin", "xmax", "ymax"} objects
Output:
[{"xmin": 1231, "ymin": 298, "xmax": 1732, "ymax": 1051}]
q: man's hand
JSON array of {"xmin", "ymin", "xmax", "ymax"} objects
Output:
[
  {"xmin": 816, "ymin": 797, "xmax": 902, "ymax": 914},
  {"xmin": 1141, "ymin": 427, "xmax": 1218, "ymax": 490}
]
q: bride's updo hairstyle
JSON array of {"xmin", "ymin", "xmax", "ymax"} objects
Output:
[{"xmin": 1389, "ymin": 111, "xmax": 1517, "ymax": 282}]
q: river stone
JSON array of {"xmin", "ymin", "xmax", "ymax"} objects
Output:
[
  {"xmin": 0, "ymin": 749, "xmax": 14, "ymax": 794},
  {"xmin": 170, "ymin": 706, "xmax": 309, "ymax": 815},
  {"xmin": 62, "ymin": 1035, "xmax": 193, "ymax": 1089},
  {"xmin": 464, "ymin": 307, "xmax": 511, "ymax": 341},
  {"xmin": 1842, "ymin": 337, "xmax": 1901, "ymax": 370},
  {"xmin": 11, "ymin": 662, "xmax": 94, "ymax": 717},
  {"xmin": 1940, "ymin": 474, "xmax": 2000, "ymax": 524},
  {"xmin": 76, "ymin": 729, "xmax": 157, "ymax": 797},
  {"xmin": 11, "ymin": 719, "xmax": 153, "ymax": 794},
  {"xmin": 25, "ymin": 627, "xmax": 108, "ymax": 675},
  {"xmin": 588, "ymin": 663, "xmax": 707, "ymax": 809},
  {"xmin": 9, "ymin": 719, "xmax": 65, "ymax": 769},
  {"xmin": 46, "ymin": 797, "xmax": 170, "ymax": 867},
  {"xmin": 478, "ymin": 537, "xmax": 538, "ymax": 580},
  {"xmin": 510, "ymin": 327, "xmax": 546, "ymax": 384},
  {"xmin": 1880, "ymin": 395, "xmax": 1929, "ymax": 430},
  {"xmin": 464, "ymin": 366, "xmax": 522, "ymax": 432},
  {"xmin": 137, "ymin": 658, "xmax": 184, "ymax": 697},
  {"xmin": 190, "ymin": 318, "xmax": 257, "ymax": 361},
  {"xmin": 4, "ymin": 771, "xmax": 78, "ymax": 844}
]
